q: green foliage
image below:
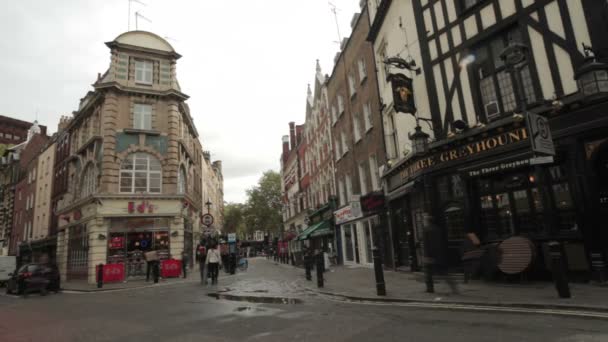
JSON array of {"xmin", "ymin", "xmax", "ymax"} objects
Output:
[{"xmin": 225, "ymin": 170, "xmax": 283, "ymax": 238}]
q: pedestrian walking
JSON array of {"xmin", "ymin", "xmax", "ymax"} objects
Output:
[
  {"xmin": 181, "ymin": 250, "xmax": 188, "ymax": 279},
  {"xmin": 423, "ymin": 214, "xmax": 459, "ymax": 295},
  {"xmin": 206, "ymin": 243, "xmax": 222, "ymax": 285},
  {"xmin": 197, "ymin": 242, "xmax": 208, "ymax": 285}
]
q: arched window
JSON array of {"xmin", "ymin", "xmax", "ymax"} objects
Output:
[
  {"xmin": 119, "ymin": 153, "xmax": 162, "ymax": 193},
  {"xmin": 177, "ymin": 166, "xmax": 186, "ymax": 194},
  {"xmin": 80, "ymin": 164, "xmax": 97, "ymax": 198}
]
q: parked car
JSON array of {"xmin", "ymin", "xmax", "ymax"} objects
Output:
[
  {"xmin": 0, "ymin": 256, "xmax": 17, "ymax": 287},
  {"xmin": 5, "ymin": 263, "xmax": 61, "ymax": 296}
]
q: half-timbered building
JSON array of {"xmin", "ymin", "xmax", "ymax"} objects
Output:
[{"xmin": 371, "ymin": 0, "xmax": 608, "ymax": 278}]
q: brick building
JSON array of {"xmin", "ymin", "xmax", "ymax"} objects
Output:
[{"xmin": 328, "ymin": 4, "xmax": 387, "ymax": 267}]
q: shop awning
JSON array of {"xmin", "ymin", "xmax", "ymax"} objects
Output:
[{"xmin": 297, "ymin": 220, "xmax": 331, "ymax": 241}]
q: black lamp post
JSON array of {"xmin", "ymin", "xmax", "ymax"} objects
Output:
[
  {"xmin": 205, "ymin": 200, "xmax": 212, "ymax": 214},
  {"xmin": 409, "ymin": 123, "xmax": 430, "ymax": 155},
  {"xmin": 575, "ymin": 44, "xmax": 608, "ymax": 99}
]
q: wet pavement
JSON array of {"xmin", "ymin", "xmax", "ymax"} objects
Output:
[{"xmin": 1, "ymin": 258, "xmax": 607, "ymax": 341}]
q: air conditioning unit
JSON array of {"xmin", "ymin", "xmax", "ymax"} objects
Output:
[{"xmin": 484, "ymin": 101, "xmax": 499, "ymax": 119}]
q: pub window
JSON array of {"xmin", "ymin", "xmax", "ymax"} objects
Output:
[
  {"xmin": 548, "ymin": 164, "xmax": 577, "ymax": 231},
  {"xmin": 445, "ymin": 203, "xmax": 465, "ymax": 240},
  {"xmin": 474, "ymin": 27, "xmax": 537, "ymax": 120}
]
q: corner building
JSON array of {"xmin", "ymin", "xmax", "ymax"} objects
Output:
[{"xmin": 55, "ymin": 31, "xmax": 203, "ymax": 284}]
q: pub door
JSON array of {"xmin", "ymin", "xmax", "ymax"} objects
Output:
[
  {"xmin": 391, "ymin": 199, "xmax": 412, "ymax": 270},
  {"xmin": 593, "ymin": 143, "xmax": 608, "ymax": 255}
]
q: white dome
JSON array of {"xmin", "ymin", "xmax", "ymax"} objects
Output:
[{"xmin": 113, "ymin": 31, "xmax": 175, "ymax": 52}]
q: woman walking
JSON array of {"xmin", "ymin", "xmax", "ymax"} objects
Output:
[{"xmin": 205, "ymin": 242, "xmax": 222, "ymax": 285}]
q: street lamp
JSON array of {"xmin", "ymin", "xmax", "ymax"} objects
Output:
[
  {"xmin": 205, "ymin": 200, "xmax": 212, "ymax": 214},
  {"xmin": 575, "ymin": 44, "xmax": 608, "ymax": 99},
  {"xmin": 409, "ymin": 124, "xmax": 430, "ymax": 155}
]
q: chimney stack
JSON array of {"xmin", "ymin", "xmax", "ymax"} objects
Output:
[
  {"xmin": 282, "ymin": 135, "xmax": 290, "ymax": 162},
  {"xmin": 289, "ymin": 122, "xmax": 296, "ymax": 150}
]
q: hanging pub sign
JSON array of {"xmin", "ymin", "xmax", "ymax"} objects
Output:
[
  {"xmin": 388, "ymin": 73, "xmax": 416, "ymax": 114},
  {"xmin": 526, "ymin": 113, "xmax": 555, "ymax": 156}
]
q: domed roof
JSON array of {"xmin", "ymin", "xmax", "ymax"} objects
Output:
[{"xmin": 111, "ymin": 31, "xmax": 175, "ymax": 53}]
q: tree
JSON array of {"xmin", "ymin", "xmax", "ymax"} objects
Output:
[
  {"xmin": 223, "ymin": 202, "xmax": 245, "ymax": 235},
  {"xmin": 244, "ymin": 170, "xmax": 283, "ymax": 235}
]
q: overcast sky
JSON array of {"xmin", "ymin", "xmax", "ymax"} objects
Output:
[{"xmin": 0, "ymin": 0, "xmax": 361, "ymax": 203}]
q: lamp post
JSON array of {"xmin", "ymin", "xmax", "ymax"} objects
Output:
[{"xmin": 205, "ymin": 200, "xmax": 212, "ymax": 214}]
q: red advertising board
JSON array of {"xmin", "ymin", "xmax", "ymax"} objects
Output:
[
  {"xmin": 96, "ymin": 263, "xmax": 125, "ymax": 283},
  {"xmin": 161, "ymin": 259, "xmax": 182, "ymax": 278},
  {"xmin": 109, "ymin": 236, "xmax": 125, "ymax": 249}
]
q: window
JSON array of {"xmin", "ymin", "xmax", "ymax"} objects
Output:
[
  {"xmin": 384, "ymin": 114, "xmax": 397, "ymax": 159},
  {"xmin": 13, "ymin": 135, "xmax": 19, "ymax": 140},
  {"xmin": 358, "ymin": 161, "xmax": 368, "ymax": 195},
  {"xmin": 135, "ymin": 60, "xmax": 153, "ymax": 84},
  {"xmin": 133, "ymin": 104, "xmax": 152, "ymax": 130},
  {"xmin": 81, "ymin": 164, "xmax": 97, "ymax": 198},
  {"xmin": 353, "ymin": 113, "xmax": 362, "ymax": 142},
  {"xmin": 358, "ymin": 58, "xmax": 367, "ymax": 82},
  {"xmin": 345, "ymin": 174, "xmax": 353, "ymax": 200},
  {"xmin": 119, "ymin": 153, "xmax": 162, "ymax": 193},
  {"xmin": 334, "ymin": 137, "xmax": 341, "ymax": 161},
  {"xmin": 474, "ymin": 28, "xmax": 537, "ymax": 120},
  {"xmin": 348, "ymin": 74, "xmax": 357, "ymax": 96},
  {"xmin": 548, "ymin": 164, "xmax": 577, "ymax": 231},
  {"xmin": 337, "ymin": 95, "xmax": 344, "ymax": 114},
  {"xmin": 369, "ymin": 155, "xmax": 380, "ymax": 191},
  {"xmin": 178, "ymin": 166, "xmax": 187, "ymax": 194},
  {"xmin": 363, "ymin": 103, "xmax": 373, "ymax": 131},
  {"xmin": 5, "ymin": 133, "xmax": 12, "ymax": 139},
  {"xmin": 341, "ymin": 133, "xmax": 348, "ymax": 155}
]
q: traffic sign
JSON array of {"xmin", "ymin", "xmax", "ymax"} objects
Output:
[
  {"xmin": 228, "ymin": 233, "xmax": 236, "ymax": 243},
  {"xmin": 202, "ymin": 214, "xmax": 214, "ymax": 227}
]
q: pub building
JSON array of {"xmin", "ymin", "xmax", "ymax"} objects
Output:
[{"xmin": 383, "ymin": 65, "xmax": 608, "ymax": 280}]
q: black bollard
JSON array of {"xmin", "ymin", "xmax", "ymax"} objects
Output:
[
  {"xmin": 153, "ymin": 261, "xmax": 160, "ymax": 284},
  {"xmin": 316, "ymin": 253, "xmax": 324, "ymax": 288},
  {"xmin": 424, "ymin": 260, "xmax": 434, "ymax": 293},
  {"xmin": 591, "ymin": 252, "xmax": 606, "ymax": 284},
  {"xmin": 372, "ymin": 248, "xmax": 386, "ymax": 296},
  {"xmin": 97, "ymin": 263, "xmax": 104, "ymax": 288},
  {"xmin": 305, "ymin": 255, "xmax": 312, "ymax": 281},
  {"xmin": 230, "ymin": 254, "xmax": 236, "ymax": 275},
  {"xmin": 548, "ymin": 241, "xmax": 571, "ymax": 298}
]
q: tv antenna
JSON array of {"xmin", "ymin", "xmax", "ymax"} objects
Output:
[
  {"xmin": 328, "ymin": 2, "xmax": 342, "ymax": 43},
  {"xmin": 128, "ymin": 0, "xmax": 147, "ymax": 31},
  {"xmin": 135, "ymin": 11, "xmax": 152, "ymax": 30}
]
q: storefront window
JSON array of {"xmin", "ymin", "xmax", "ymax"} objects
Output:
[
  {"xmin": 496, "ymin": 192, "xmax": 514, "ymax": 237},
  {"xmin": 548, "ymin": 165, "xmax": 578, "ymax": 232},
  {"xmin": 445, "ymin": 205, "xmax": 464, "ymax": 240},
  {"xmin": 343, "ymin": 225, "xmax": 355, "ymax": 262}
]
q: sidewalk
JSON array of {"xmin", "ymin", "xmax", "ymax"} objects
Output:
[
  {"xmin": 62, "ymin": 269, "xmax": 201, "ymax": 292},
  {"xmin": 293, "ymin": 263, "xmax": 608, "ymax": 312}
]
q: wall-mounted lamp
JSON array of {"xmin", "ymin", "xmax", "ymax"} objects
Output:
[
  {"xmin": 171, "ymin": 231, "xmax": 179, "ymax": 237},
  {"xmin": 98, "ymin": 234, "xmax": 106, "ymax": 240}
]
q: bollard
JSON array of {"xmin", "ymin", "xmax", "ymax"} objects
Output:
[
  {"xmin": 548, "ymin": 241, "xmax": 571, "ymax": 298},
  {"xmin": 424, "ymin": 260, "xmax": 434, "ymax": 293},
  {"xmin": 372, "ymin": 248, "xmax": 386, "ymax": 296},
  {"xmin": 230, "ymin": 254, "xmax": 236, "ymax": 275},
  {"xmin": 305, "ymin": 255, "xmax": 312, "ymax": 281},
  {"xmin": 316, "ymin": 253, "xmax": 324, "ymax": 288},
  {"xmin": 153, "ymin": 261, "xmax": 160, "ymax": 284},
  {"xmin": 97, "ymin": 263, "xmax": 104, "ymax": 288}
]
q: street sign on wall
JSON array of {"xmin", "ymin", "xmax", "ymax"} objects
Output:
[
  {"xmin": 201, "ymin": 214, "xmax": 214, "ymax": 227},
  {"xmin": 526, "ymin": 113, "xmax": 555, "ymax": 156},
  {"xmin": 228, "ymin": 233, "xmax": 236, "ymax": 243}
]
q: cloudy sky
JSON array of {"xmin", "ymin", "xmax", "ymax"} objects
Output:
[{"xmin": 0, "ymin": 0, "xmax": 361, "ymax": 203}]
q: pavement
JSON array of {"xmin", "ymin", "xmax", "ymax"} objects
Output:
[
  {"xmin": 274, "ymin": 259, "xmax": 608, "ymax": 313},
  {"xmin": 61, "ymin": 272, "xmax": 203, "ymax": 292},
  {"xmin": 2, "ymin": 257, "xmax": 608, "ymax": 341}
]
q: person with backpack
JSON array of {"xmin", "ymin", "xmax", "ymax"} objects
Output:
[{"xmin": 205, "ymin": 242, "xmax": 222, "ymax": 285}]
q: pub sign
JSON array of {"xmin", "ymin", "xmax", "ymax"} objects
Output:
[{"xmin": 388, "ymin": 73, "xmax": 416, "ymax": 114}]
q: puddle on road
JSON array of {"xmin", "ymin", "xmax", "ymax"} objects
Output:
[{"xmin": 208, "ymin": 293, "xmax": 303, "ymax": 305}]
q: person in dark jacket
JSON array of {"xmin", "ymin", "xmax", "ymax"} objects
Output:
[
  {"xmin": 423, "ymin": 214, "xmax": 459, "ymax": 294},
  {"xmin": 181, "ymin": 250, "xmax": 188, "ymax": 279},
  {"xmin": 196, "ymin": 241, "xmax": 208, "ymax": 284}
]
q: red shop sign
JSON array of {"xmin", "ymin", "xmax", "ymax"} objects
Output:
[
  {"xmin": 161, "ymin": 259, "xmax": 182, "ymax": 278},
  {"xmin": 96, "ymin": 263, "xmax": 125, "ymax": 283},
  {"xmin": 109, "ymin": 236, "xmax": 125, "ymax": 249}
]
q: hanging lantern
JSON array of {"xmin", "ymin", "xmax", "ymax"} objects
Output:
[
  {"xmin": 575, "ymin": 45, "xmax": 608, "ymax": 98},
  {"xmin": 409, "ymin": 125, "xmax": 430, "ymax": 155}
]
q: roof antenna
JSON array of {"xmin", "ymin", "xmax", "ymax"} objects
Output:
[
  {"xmin": 328, "ymin": 2, "xmax": 342, "ymax": 43},
  {"xmin": 128, "ymin": 0, "xmax": 147, "ymax": 31},
  {"xmin": 135, "ymin": 11, "xmax": 152, "ymax": 31}
]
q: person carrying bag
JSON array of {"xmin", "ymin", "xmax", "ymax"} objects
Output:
[{"xmin": 205, "ymin": 243, "xmax": 222, "ymax": 285}]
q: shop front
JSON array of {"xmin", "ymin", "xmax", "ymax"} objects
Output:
[
  {"xmin": 334, "ymin": 199, "xmax": 381, "ymax": 267},
  {"xmin": 383, "ymin": 116, "xmax": 584, "ymax": 276},
  {"xmin": 296, "ymin": 203, "xmax": 335, "ymax": 262}
]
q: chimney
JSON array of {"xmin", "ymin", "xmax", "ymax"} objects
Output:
[
  {"xmin": 289, "ymin": 122, "xmax": 296, "ymax": 150},
  {"xmin": 282, "ymin": 135, "xmax": 290, "ymax": 161},
  {"xmin": 296, "ymin": 125, "xmax": 304, "ymax": 145}
]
